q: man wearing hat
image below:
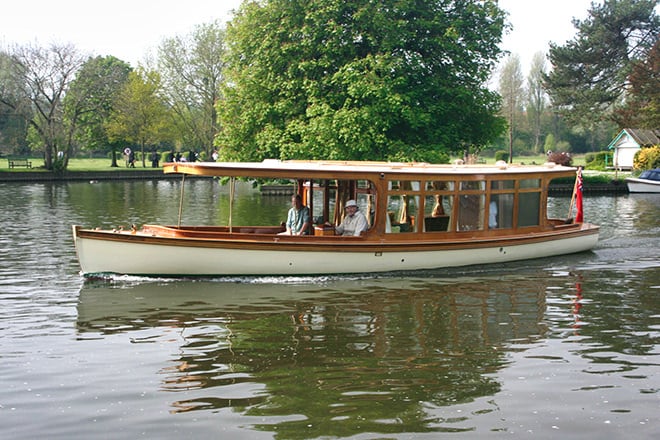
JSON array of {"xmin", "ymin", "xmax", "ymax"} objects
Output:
[{"xmin": 335, "ymin": 199, "xmax": 368, "ymax": 236}]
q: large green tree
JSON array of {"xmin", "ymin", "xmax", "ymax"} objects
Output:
[
  {"xmin": 219, "ymin": 0, "xmax": 507, "ymax": 163},
  {"xmin": 545, "ymin": 0, "xmax": 659, "ymax": 133},
  {"xmin": 158, "ymin": 21, "xmax": 226, "ymax": 159},
  {"xmin": 65, "ymin": 56, "xmax": 132, "ymax": 167},
  {"xmin": 106, "ymin": 69, "xmax": 171, "ymax": 167}
]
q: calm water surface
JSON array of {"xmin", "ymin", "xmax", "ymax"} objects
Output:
[{"xmin": 1, "ymin": 179, "xmax": 658, "ymax": 439}]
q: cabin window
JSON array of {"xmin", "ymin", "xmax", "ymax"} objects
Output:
[
  {"xmin": 520, "ymin": 179, "xmax": 540, "ymax": 189},
  {"xmin": 389, "ymin": 180, "xmax": 420, "ymax": 191},
  {"xmin": 457, "ymin": 194, "xmax": 485, "ymax": 231},
  {"xmin": 424, "ymin": 194, "xmax": 452, "ymax": 232},
  {"xmin": 517, "ymin": 192, "xmax": 540, "ymax": 227},
  {"xmin": 425, "ymin": 180, "xmax": 454, "ymax": 191},
  {"xmin": 305, "ymin": 178, "xmax": 376, "ymax": 228},
  {"xmin": 488, "ymin": 194, "xmax": 513, "ymax": 229},
  {"xmin": 387, "ymin": 195, "xmax": 419, "ymax": 233},
  {"xmin": 491, "ymin": 180, "xmax": 515, "ymax": 190},
  {"xmin": 356, "ymin": 192, "xmax": 375, "ymax": 226},
  {"xmin": 460, "ymin": 180, "xmax": 485, "ymax": 191}
]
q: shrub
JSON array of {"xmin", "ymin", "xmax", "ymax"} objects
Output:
[
  {"xmin": 546, "ymin": 151, "xmax": 573, "ymax": 166},
  {"xmin": 584, "ymin": 151, "xmax": 611, "ymax": 171},
  {"xmin": 633, "ymin": 146, "xmax": 660, "ymax": 171},
  {"xmin": 494, "ymin": 150, "xmax": 509, "ymax": 162}
]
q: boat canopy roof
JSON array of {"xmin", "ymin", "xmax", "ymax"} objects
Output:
[{"xmin": 163, "ymin": 159, "xmax": 578, "ymax": 180}]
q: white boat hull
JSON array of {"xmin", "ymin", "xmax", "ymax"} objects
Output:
[
  {"xmin": 625, "ymin": 178, "xmax": 660, "ymax": 193},
  {"xmin": 73, "ymin": 226, "xmax": 599, "ymax": 276}
]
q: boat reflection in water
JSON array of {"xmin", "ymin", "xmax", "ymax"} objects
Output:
[{"xmin": 76, "ymin": 274, "xmax": 554, "ymax": 434}]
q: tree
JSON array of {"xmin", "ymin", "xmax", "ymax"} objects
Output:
[
  {"xmin": 0, "ymin": 52, "xmax": 29, "ymax": 154},
  {"xmin": 219, "ymin": 0, "xmax": 507, "ymax": 163},
  {"xmin": 106, "ymin": 68, "xmax": 171, "ymax": 167},
  {"xmin": 65, "ymin": 56, "xmax": 132, "ymax": 167},
  {"xmin": 0, "ymin": 43, "xmax": 86, "ymax": 169},
  {"xmin": 545, "ymin": 0, "xmax": 659, "ymax": 133},
  {"xmin": 615, "ymin": 39, "xmax": 660, "ymax": 128},
  {"xmin": 526, "ymin": 52, "xmax": 547, "ymax": 153},
  {"xmin": 499, "ymin": 54, "xmax": 524, "ymax": 163},
  {"xmin": 158, "ymin": 21, "xmax": 226, "ymax": 159}
]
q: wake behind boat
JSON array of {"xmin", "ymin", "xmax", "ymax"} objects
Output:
[
  {"xmin": 625, "ymin": 168, "xmax": 660, "ymax": 193},
  {"xmin": 72, "ymin": 160, "xmax": 599, "ymax": 277}
]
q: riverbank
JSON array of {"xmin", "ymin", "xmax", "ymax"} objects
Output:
[{"xmin": 0, "ymin": 169, "xmax": 179, "ymax": 182}]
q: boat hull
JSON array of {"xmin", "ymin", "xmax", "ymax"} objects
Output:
[
  {"xmin": 72, "ymin": 225, "xmax": 599, "ymax": 277},
  {"xmin": 625, "ymin": 178, "xmax": 660, "ymax": 193}
]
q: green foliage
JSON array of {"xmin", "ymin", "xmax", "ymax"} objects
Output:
[
  {"xmin": 219, "ymin": 0, "xmax": 507, "ymax": 162},
  {"xmin": 543, "ymin": 133, "xmax": 555, "ymax": 152},
  {"xmin": 66, "ymin": 56, "xmax": 132, "ymax": 154},
  {"xmin": 545, "ymin": 0, "xmax": 660, "ymax": 129},
  {"xmin": 633, "ymin": 145, "xmax": 660, "ymax": 170},
  {"xmin": 106, "ymin": 69, "xmax": 172, "ymax": 166},
  {"xmin": 494, "ymin": 150, "xmax": 509, "ymax": 162},
  {"xmin": 158, "ymin": 21, "xmax": 226, "ymax": 157},
  {"xmin": 584, "ymin": 151, "xmax": 611, "ymax": 170},
  {"xmin": 51, "ymin": 156, "xmax": 66, "ymax": 174}
]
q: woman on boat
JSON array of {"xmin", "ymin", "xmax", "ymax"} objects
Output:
[
  {"xmin": 335, "ymin": 200, "xmax": 368, "ymax": 236},
  {"xmin": 281, "ymin": 194, "xmax": 311, "ymax": 235}
]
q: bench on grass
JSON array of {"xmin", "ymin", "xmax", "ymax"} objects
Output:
[{"xmin": 7, "ymin": 158, "xmax": 32, "ymax": 168}]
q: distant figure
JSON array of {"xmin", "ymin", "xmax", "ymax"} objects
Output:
[
  {"xmin": 124, "ymin": 147, "xmax": 132, "ymax": 167},
  {"xmin": 175, "ymin": 152, "xmax": 182, "ymax": 162},
  {"xmin": 279, "ymin": 194, "xmax": 311, "ymax": 236},
  {"xmin": 188, "ymin": 150, "xmax": 197, "ymax": 162},
  {"xmin": 335, "ymin": 200, "xmax": 368, "ymax": 236},
  {"xmin": 167, "ymin": 151, "xmax": 175, "ymax": 162},
  {"xmin": 212, "ymin": 150, "xmax": 219, "ymax": 161},
  {"xmin": 128, "ymin": 149, "xmax": 135, "ymax": 168},
  {"xmin": 150, "ymin": 150, "xmax": 159, "ymax": 168}
]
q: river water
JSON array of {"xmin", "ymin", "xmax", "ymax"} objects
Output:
[{"xmin": 1, "ymin": 179, "xmax": 658, "ymax": 439}]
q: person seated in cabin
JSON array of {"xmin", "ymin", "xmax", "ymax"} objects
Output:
[
  {"xmin": 279, "ymin": 194, "xmax": 311, "ymax": 236},
  {"xmin": 334, "ymin": 200, "xmax": 368, "ymax": 236}
]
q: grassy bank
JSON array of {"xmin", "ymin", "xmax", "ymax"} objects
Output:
[{"xmin": 1, "ymin": 157, "xmax": 162, "ymax": 172}]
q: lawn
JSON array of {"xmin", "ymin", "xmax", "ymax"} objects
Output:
[
  {"xmin": 453, "ymin": 154, "xmax": 587, "ymax": 166},
  {"xmin": 2, "ymin": 157, "xmax": 161, "ymax": 172},
  {"xmin": 67, "ymin": 158, "xmax": 160, "ymax": 171}
]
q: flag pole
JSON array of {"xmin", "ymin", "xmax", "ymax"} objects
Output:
[{"xmin": 567, "ymin": 170, "xmax": 579, "ymax": 220}]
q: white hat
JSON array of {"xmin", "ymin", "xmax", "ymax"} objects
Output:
[{"xmin": 345, "ymin": 200, "xmax": 358, "ymax": 208}]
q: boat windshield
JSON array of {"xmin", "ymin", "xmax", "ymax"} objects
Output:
[{"xmin": 639, "ymin": 169, "xmax": 660, "ymax": 181}]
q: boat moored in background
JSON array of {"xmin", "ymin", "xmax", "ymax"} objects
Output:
[{"xmin": 625, "ymin": 168, "xmax": 660, "ymax": 193}]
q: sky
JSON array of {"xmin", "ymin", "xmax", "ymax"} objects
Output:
[{"xmin": 0, "ymin": 0, "xmax": 595, "ymax": 74}]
